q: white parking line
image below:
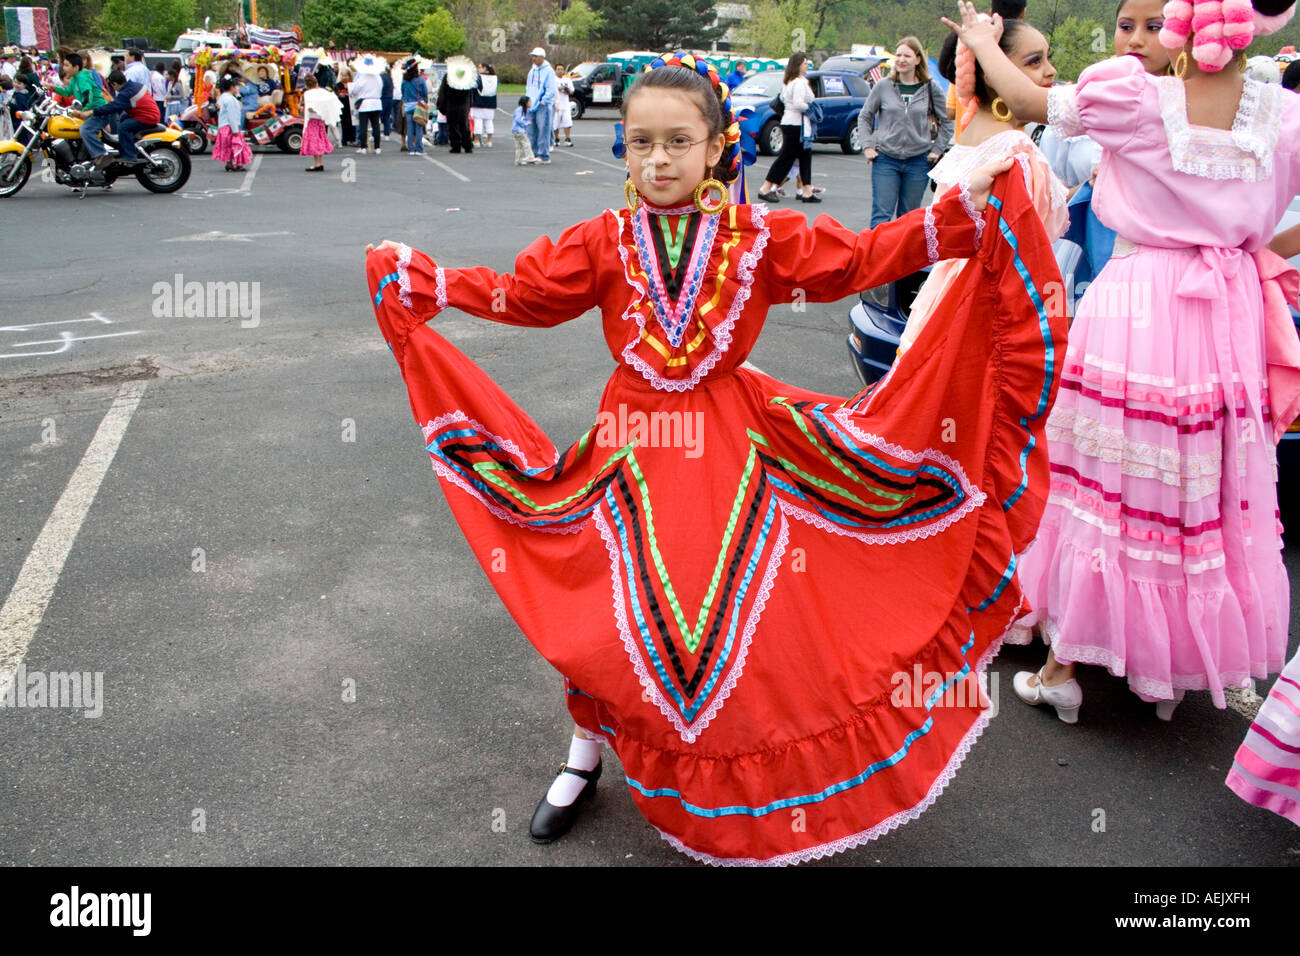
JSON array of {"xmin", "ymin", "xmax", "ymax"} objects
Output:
[
  {"xmin": 421, "ymin": 152, "xmax": 471, "ymax": 182},
  {"xmin": 239, "ymin": 154, "xmax": 262, "ymax": 193},
  {"xmin": 0, "ymin": 380, "xmax": 148, "ymax": 697},
  {"xmin": 551, "ymin": 148, "xmax": 625, "ymax": 173}
]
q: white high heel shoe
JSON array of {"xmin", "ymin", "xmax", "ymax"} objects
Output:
[
  {"xmin": 1014, "ymin": 668, "xmax": 1083, "ymax": 724},
  {"xmin": 1155, "ymin": 689, "xmax": 1186, "ymax": 721}
]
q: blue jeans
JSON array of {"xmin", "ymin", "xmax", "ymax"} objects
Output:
[
  {"xmin": 405, "ymin": 106, "xmax": 423, "ymax": 152},
  {"xmin": 80, "ymin": 113, "xmax": 110, "ymax": 157},
  {"xmin": 118, "ymin": 117, "xmax": 149, "ymax": 160},
  {"xmin": 870, "ymin": 151, "xmax": 932, "ymax": 228},
  {"xmin": 381, "ymin": 97, "xmax": 394, "ymax": 135},
  {"xmin": 528, "ymin": 105, "xmax": 552, "ymax": 160}
]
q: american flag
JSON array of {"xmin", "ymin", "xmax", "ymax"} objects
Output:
[{"xmin": 868, "ymin": 65, "xmax": 883, "ymax": 83}]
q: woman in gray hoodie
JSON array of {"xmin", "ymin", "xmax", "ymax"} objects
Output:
[{"xmin": 858, "ymin": 38, "xmax": 953, "ymax": 227}]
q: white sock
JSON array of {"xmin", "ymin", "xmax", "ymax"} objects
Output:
[{"xmin": 545, "ymin": 734, "xmax": 602, "ymax": 807}]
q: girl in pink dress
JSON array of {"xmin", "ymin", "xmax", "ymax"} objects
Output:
[
  {"xmin": 945, "ymin": 0, "xmax": 1300, "ymax": 723},
  {"xmin": 300, "ymin": 75, "xmax": 338, "ymax": 172}
]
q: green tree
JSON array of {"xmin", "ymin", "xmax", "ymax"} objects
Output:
[
  {"xmin": 413, "ymin": 8, "xmax": 466, "ymax": 57},
  {"xmin": 590, "ymin": 0, "xmax": 726, "ymax": 50},
  {"xmin": 1048, "ymin": 15, "xmax": 1107, "ymax": 82},
  {"xmin": 303, "ymin": 0, "xmax": 440, "ymax": 49},
  {"xmin": 555, "ymin": 0, "xmax": 603, "ymax": 42},
  {"xmin": 743, "ymin": 0, "xmax": 823, "ymax": 57},
  {"xmin": 96, "ymin": 0, "xmax": 195, "ymax": 48}
]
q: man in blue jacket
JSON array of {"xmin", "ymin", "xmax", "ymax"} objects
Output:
[
  {"xmin": 525, "ymin": 47, "xmax": 556, "ymax": 163},
  {"xmin": 74, "ymin": 70, "xmax": 160, "ymax": 166}
]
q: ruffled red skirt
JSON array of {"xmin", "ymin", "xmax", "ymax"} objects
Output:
[{"xmin": 367, "ymin": 176, "xmax": 1065, "ymax": 863}]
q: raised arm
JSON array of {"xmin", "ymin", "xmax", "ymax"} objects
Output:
[
  {"xmin": 766, "ymin": 157, "xmax": 1014, "ymax": 303},
  {"xmin": 366, "ymin": 217, "xmax": 603, "ymax": 359},
  {"xmin": 942, "ymin": 1, "xmax": 1049, "ymax": 124}
]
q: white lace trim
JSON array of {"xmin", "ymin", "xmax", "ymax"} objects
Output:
[
  {"xmin": 396, "ymin": 243, "xmax": 415, "ymax": 310},
  {"xmin": 957, "ymin": 181, "xmax": 984, "ymax": 251},
  {"xmin": 1046, "ymin": 84, "xmax": 1084, "ymax": 138},
  {"xmin": 594, "ymin": 507, "xmax": 789, "ymax": 743},
  {"xmin": 923, "ymin": 204, "xmax": 938, "ymax": 264},
  {"xmin": 434, "ymin": 264, "xmax": 448, "ymax": 310},
  {"xmin": 829, "ymin": 408, "xmax": 987, "ymax": 505},
  {"xmin": 422, "ymin": 411, "xmax": 554, "ymax": 472},
  {"xmin": 929, "ymin": 129, "xmax": 1034, "ymax": 191},
  {"xmin": 1154, "ymin": 75, "xmax": 1283, "ymax": 182},
  {"xmin": 616, "ymin": 203, "xmax": 771, "ymax": 392},
  {"xmin": 430, "ymin": 459, "xmax": 584, "ymax": 535},
  {"xmin": 653, "ymin": 629, "xmax": 1012, "ymax": 866},
  {"xmin": 929, "ymin": 130, "xmax": 1066, "ymax": 233},
  {"xmin": 422, "ymin": 412, "xmax": 586, "ymax": 535}
]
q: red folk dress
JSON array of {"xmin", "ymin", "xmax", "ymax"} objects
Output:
[{"xmin": 366, "ymin": 172, "xmax": 1065, "ymax": 865}]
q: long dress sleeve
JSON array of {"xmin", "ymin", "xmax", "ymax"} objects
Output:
[
  {"xmin": 764, "ymin": 183, "xmax": 987, "ymax": 304},
  {"xmin": 367, "ymin": 216, "xmax": 601, "ymax": 362}
]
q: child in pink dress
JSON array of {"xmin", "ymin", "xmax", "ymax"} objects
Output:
[
  {"xmin": 299, "ymin": 75, "xmax": 339, "ymax": 172},
  {"xmin": 946, "ymin": 0, "xmax": 1300, "ymax": 722}
]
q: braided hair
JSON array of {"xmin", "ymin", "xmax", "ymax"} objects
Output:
[
  {"xmin": 1160, "ymin": 0, "xmax": 1296, "ymax": 72},
  {"xmin": 620, "ymin": 52, "xmax": 744, "ymax": 187}
]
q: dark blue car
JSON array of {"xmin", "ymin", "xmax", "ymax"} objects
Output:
[{"xmin": 733, "ymin": 70, "xmax": 871, "ymax": 156}]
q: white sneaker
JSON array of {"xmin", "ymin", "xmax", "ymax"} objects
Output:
[
  {"xmin": 356, "ymin": 148, "xmax": 366, "ymax": 154},
  {"xmin": 375, "ymin": 148, "xmax": 381, "ymax": 154},
  {"xmin": 1013, "ymin": 668, "xmax": 1083, "ymax": 724}
]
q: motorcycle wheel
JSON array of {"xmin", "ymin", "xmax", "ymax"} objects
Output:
[
  {"xmin": 184, "ymin": 123, "xmax": 209, "ymax": 155},
  {"xmin": 135, "ymin": 144, "xmax": 192, "ymax": 193},
  {"xmin": 0, "ymin": 153, "xmax": 32, "ymax": 198}
]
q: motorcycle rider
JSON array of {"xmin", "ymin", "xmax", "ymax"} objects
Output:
[
  {"xmin": 50, "ymin": 53, "xmax": 104, "ymax": 112},
  {"xmin": 74, "ymin": 69, "xmax": 161, "ymax": 169}
]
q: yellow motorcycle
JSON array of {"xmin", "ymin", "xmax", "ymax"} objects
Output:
[{"xmin": 0, "ymin": 95, "xmax": 194, "ymax": 198}]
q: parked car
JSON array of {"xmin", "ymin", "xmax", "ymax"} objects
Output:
[
  {"xmin": 818, "ymin": 54, "xmax": 887, "ymax": 78},
  {"xmin": 566, "ymin": 61, "xmax": 635, "ymax": 121},
  {"xmin": 740, "ymin": 70, "xmax": 871, "ymax": 156}
]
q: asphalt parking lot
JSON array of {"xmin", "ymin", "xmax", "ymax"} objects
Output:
[{"xmin": 1, "ymin": 110, "xmax": 1297, "ymax": 866}]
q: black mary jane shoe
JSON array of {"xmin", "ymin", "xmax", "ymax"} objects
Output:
[
  {"xmin": 798, "ymin": 193, "xmax": 823, "ymax": 203},
  {"xmin": 756, "ymin": 190, "xmax": 781, "ymax": 203},
  {"xmin": 529, "ymin": 760, "xmax": 602, "ymax": 844}
]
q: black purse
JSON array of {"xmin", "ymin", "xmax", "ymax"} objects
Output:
[{"xmin": 770, "ymin": 93, "xmax": 784, "ymax": 118}]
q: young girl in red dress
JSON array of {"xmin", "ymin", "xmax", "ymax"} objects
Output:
[{"xmin": 365, "ymin": 53, "xmax": 1063, "ymax": 865}]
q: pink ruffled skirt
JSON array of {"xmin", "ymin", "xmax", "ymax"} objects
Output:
[
  {"xmin": 212, "ymin": 125, "xmax": 252, "ymax": 166},
  {"xmin": 300, "ymin": 117, "xmax": 333, "ymax": 156},
  {"xmin": 1009, "ymin": 242, "xmax": 1290, "ymax": 706}
]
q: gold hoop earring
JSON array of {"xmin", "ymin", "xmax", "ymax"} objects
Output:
[
  {"xmin": 1239, "ymin": 52, "xmax": 1248, "ymax": 73},
  {"xmin": 625, "ymin": 178, "xmax": 640, "ymax": 211},
  {"xmin": 694, "ymin": 177, "xmax": 728, "ymax": 215},
  {"xmin": 1174, "ymin": 52, "xmax": 1188, "ymax": 79},
  {"xmin": 990, "ymin": 97, "xmax": 1013, "ymax": 123}
]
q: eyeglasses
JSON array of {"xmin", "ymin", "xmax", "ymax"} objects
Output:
[{"xmin": 624, "ymin": 135, "xmax": 708, "ymax": 157}]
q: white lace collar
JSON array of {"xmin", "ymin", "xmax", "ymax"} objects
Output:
[
  {"xmin": 928, "ymin": 129, "xmax": 1034, "ymax": 189},
  {"xmin": 928, "ymin": 128, "xmax": 1068, "ymax": 228},
  {"xmin": 1153, "ymin": 75, "xmax": 1283, "ymax": 181}
]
